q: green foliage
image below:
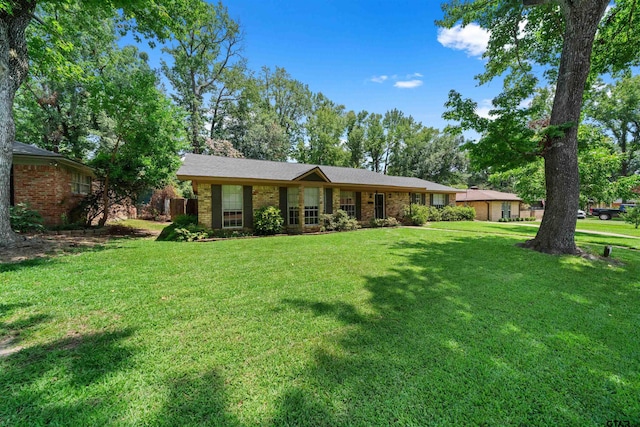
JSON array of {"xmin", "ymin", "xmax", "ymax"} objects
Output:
[
  {"xmin": 370, "ymin": 217, "xmax": 400, "ymax": 228},
  {"xmin": 173, "ymin": 214, "xmax": 198, "ymax": 227},
  {"xmin": 403, "ymin": 205, "xmax": 474, "ymax": 224},
  {"xmin": 9, "ymin": 203, "xmax": 45, "ymax": 233},
  {"xmin": 403, "ymin": 204, "xmax": 440, "ymax": 225},
  {"xmin": 499, "ymin": 216, "xmax": 536, "ymax": 223},
  {"xmin": 253, "ymin": 206, "xmax": 284, "ymax": 235},
  {"xmin": 622, "ymin": 207, "xmax": 640, "ymax": 229},
  {"xmin": 440, "ymin": 206, "xmax": 476, "ymax": 222},
  {"xmin": 160, "ymin": 1, "xmax": 242, "ymax": 153},
  {"xmin": 319, "ymin": 209, "xmax": 360, "ymax": 232}
]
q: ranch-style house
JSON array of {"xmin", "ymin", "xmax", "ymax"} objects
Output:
[{"xmin": 177, "ymin": 154, "xmax": 463, "ymax": 233}]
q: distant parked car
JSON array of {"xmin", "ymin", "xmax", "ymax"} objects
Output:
[{"xmin": 577, "ymin": 210, "xmax": 586, "ymax": 219}]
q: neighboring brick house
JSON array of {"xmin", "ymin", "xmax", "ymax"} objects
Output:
[
  {"xmin": 11, "ymin": 141, "xmax": 93, "ymax": 226},
  {"xmin": 177, "ymin": 154, "xmax": 462, "ymax": 233},
  {"xmin": 456, "ymin": 188, "xmax": 525, "ymax": 221}
]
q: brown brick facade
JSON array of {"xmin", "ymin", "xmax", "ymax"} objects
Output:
[
  {"xmin": 196, "ymin": 181, "xmax": 457, "ymax": 232},
  {"xmin": 12, "ymin": 164, "xmax": 87, "ymax": 226}
]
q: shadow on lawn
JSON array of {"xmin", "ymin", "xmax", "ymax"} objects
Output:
[
  {"xmin": 0, "ymin": 328, "xmax": 136, "ymax": 425},
  {"xmin": 275, "ymin": 234, "xmax": 640, "ymax": 425}
]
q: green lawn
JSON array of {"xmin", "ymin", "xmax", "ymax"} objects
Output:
[
  {"xmin": 426, "ymin": 220, "xmax": 640, "ymax": 250},
  {"xmin": 1, "ymin": 228, "xmax": 639, "ymax": 425}
]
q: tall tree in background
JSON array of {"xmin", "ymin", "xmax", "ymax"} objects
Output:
[
  {"xmin": 1, "ymin": 0, "xmax": 192, "ymax": 246},
  {"xmin": 389, "ymin": 128, "xmax": 468, "ymax": 185},
  {"xmin": 439, "ymin": 0, "xmax": 640, "ymax": 254},
  {"xmin": 162, "ymin": 1, "xmax": 242, "ymax": 153},
  {"xmin": 260, "ymin": 66, "xmax": 312, "ymax": 153},
  {"xmin": 364, "ymin": 113, "xmax": 385, "ymax": 172},
  {"xmin": 345, "ymin": 110, "xmax": 367, "ymax": 168},
  {"xmin": 585, "ymin": 75, "xmax": 640, "ymax": 178},
  {"xmin": 298, "ymin": 92, "xmax": 347, "ymax": 166}
]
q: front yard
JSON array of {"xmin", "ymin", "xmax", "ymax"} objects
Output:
[{"xmin": 1, "ymin": 227, "xmax": 639, "ymax": 425}]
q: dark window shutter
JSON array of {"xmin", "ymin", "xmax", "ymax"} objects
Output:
[
  {"xmin": 430, "ymin": 194, "xmax": 434, "ymax": 206},
  {"xmin": 355, "ymin": 192, "xmax": 362, "ymax": 220},
  {"xmin": 243, "ymin": 186, "xmax": 253, "ymax": 229},
  {"xmin": 445, "ymin": 194, "xmax": 450, "ymax": 206},
  {"xmin": 421, "ymin": 194, "xmax": 426, "ymax": 205},
  {"xmin": 212, "ymin": 185, "xmax": 222, "ymax": 229},
  {"xmin": 324, "ymin": 188, "xmax": 333, "ymax": 214},
  {"xmin": 279, "ymin": 187, "xmax": 287, "ymax": 221}
]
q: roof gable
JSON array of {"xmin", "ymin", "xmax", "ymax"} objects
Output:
[{"xmin": 294, "ymin": 167, "xmax": 330, "ymax": 183}]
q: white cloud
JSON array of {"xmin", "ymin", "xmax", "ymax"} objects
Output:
[
  {"xmin": 437, "ymin": 23, "xmax": 490, "ymax": 57},
  {"xmin": 476, "ymin": 99, "xmax": 494, "ymax": 119},
  {"xmin": 394, "ymin": 80, "xmax": 423, "ymax": 89},
  {"xmin": 370, "ymin": 75, "xmax": 388, "ymax": 83}
]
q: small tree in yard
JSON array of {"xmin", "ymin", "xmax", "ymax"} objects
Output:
[{"xmin": 622, "ymin": 207, "xmax": 640, "ymax": 229}]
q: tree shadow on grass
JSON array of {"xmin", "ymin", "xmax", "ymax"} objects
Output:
[
  {"xmin": 152, "ymin": 370, "xmax": 243, "ymax": 427},
  {"xmin": 0, "ymin": 328, "xmax": 136, "ymax": 425},
  {"xmin": 275, "ymin": 234, "xmax": 640, "ymax": 425}
]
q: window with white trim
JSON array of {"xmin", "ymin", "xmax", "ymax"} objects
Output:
[
  {"xmin": 340, "ymin": 191, "xmax": 356, "ymax": 218},
  {"xmin": 432, "ymin": 193, "xmax": 446, "ymax": 208},
  {"xmin": 71, "ymin": 172, "xmax": 91, "ymax": 195},
  {"xmin": 304, "ymin": 187, "xmax": 320, "ymax": 225},
  {"xmin": 222, "ymin": 185, "xmax": 243, "ymax": 228},
  {"xmin": 287, "ymin": 187, "xmax": 299, "ymax": 225}
]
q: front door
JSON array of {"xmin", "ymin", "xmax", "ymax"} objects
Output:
[{"xmin": 374, "ymin": 193, "xmax": 385, "ymax": 219}]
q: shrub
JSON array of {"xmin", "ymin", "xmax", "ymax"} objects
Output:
[
  {"xmin": 403, "ymin": 204, "xmax": 430, "ymax": 225},
  {"xmin": 172, "ymin": 225, "xmax": 211, "ymax": 242},
  {"xmin": 10, "ymin": 203, "xmax": 44, "ymax": 232},
  {"xmin": 320, "ymin": 209, "xmax": 360, "ymax": 232},
  {"xmin": 370, "ymin": 217, "xmax": 400, "ymax": 228},
  {"xmin": 622, "ymin": 207, "xmax": 640, "ymax": 229},
  {"xmin": 157, "ymin": 215, "xmax": 210, "ymax": 241},
  {"xmin": 440, "ymin": 206, "xmax": 476, "ymax": 222},
  {"xmin": 173, "ymin": 214, "xmax": 198, "ymax": 227},
  {"xmin": 253, "ymin": 206, "xmax": 284, "ymax": 235}
]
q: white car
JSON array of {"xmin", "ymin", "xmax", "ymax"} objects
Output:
[{"xmin": 577, "ymin": 209, "xmax": 586, "ymax": 219}]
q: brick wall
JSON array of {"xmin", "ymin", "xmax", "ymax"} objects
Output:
[
  {"xmin": 197, "ymin": 183, "xmax": 212, "ymax": 228},
  {"xmin": 252, "ymin": 185, "xmax": 279, "ymax": 210},
  {"xmin": 12, "ymin": 164, "xmax": 86, "ymax": 226}
]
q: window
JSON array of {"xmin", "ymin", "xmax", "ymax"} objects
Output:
[
  {"xmin": 287, "ymin": 187, "xmax": 299, "ymax": 225},
  {"xmin": 431, "ymin": 193, "xmax": 446, "ymax": 209},
  {"xmin": 340, "ymin": 191, "xmax": 356, "ymax": 218},
  {"xmin": 501, "ymin": 202, "xmax": 511, "ymax": 219},
  {"xmin": 412, "ymin": 193, "xmax": 424, "ymax": 205},
  {"xmin": 71, "ymin": 173, "xmax": 91, "ymax": 195},
  {"xmin": 222, "ymin": 185, "xmax": 243, "ymax": 228},
  {"xmin": 304, "ymin": 187, "xmax": 319, "ymax": 225}
]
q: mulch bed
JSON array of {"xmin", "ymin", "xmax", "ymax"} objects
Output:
[{"xmin": 0, "ymin": 226, "xmax": 158, "ymax": 264}]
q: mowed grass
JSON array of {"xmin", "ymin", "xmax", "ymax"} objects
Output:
[
  {"xmin": 1, "ymin": 227, "xmax": 639, "ymax": 426},
  {"xmin": 427, "ymin": 220, "xmax": 640, "ymax": 250}
]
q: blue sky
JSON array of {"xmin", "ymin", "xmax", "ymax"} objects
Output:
[
  {"xmin": 139, "ymin": 1, "xmax": 501, "ymax": 134},
  {"xmin": 224, "ymin": 0, "xmax": 497, "ymax": 131}
]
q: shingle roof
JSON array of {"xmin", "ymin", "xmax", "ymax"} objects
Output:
[
  {"xmin": 13, "ymin": 141, "xmax": 93, "ymax": 174},
  {"xmin": 456, "ymin": 189, "xmax": 522, "ymax": 202},
  {"xmin": 13, "ymin": 141, "xmax": 64, "ymax": 158},
  {"xmin": 177, "ymin": 154, "xmax": 463, "ymax": 193}
]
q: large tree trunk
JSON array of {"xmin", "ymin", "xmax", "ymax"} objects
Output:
[
  {"xmin": 523, "ymin": 0, "xmax": 608, "ymax": 255},
  {"xmin": 0, "ymin": 1, "xmax": 36, "ymax": 247}
]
